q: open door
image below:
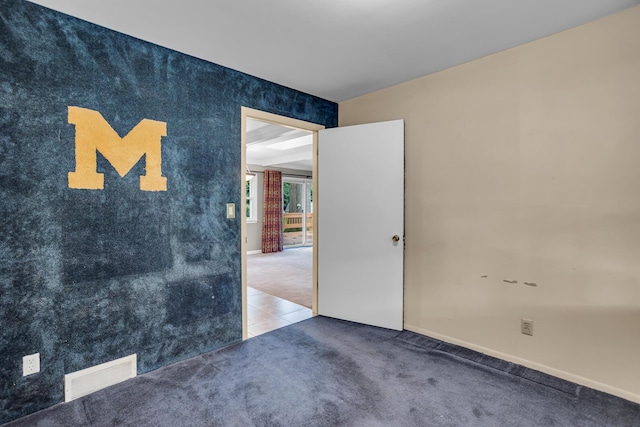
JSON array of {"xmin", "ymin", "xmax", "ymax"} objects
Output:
[{"xmin": 317, "ymin": 120, "xmax": 404, "ymax": 330}]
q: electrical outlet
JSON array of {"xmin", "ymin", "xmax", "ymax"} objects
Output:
[
  {"xmin": 521, "ymin": 318, "xmax": 533, "ymax": 336},
  {"xmin": 23, "ymin": 353, "xmax": 40, "ymax": 376}
]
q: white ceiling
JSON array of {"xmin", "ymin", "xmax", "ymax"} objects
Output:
[
  {"xmin": 29, "ymin": 0, "xmax": 640, "ymax": 102},
  {"xmin": 246, "ymin": 119, "xmax": 313, "ymax": 171}
]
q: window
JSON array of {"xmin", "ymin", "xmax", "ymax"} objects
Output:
[
  {"xmin": 246, "ymin": 175, "xmax": 257, "ymax": 222},
  {"xmin": 282, "ymin": 178, "xmax": 313, "ymax": 247}
]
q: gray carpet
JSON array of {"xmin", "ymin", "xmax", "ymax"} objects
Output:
[
  {"xmin": 5, "ymin": 316, "xmax": 640, "ymax": 426},
  {"xmin": 248, "ymin": 248, "xmax": 312, "ymax": 308}
]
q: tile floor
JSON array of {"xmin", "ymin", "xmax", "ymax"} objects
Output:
[{"xmin": 247, "ymin": 286, "xmax": 314, "ymax": 338}]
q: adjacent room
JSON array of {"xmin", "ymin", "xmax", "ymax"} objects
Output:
[
  {"xmin": 244, "ymin": 118, "xmax": 314, "ymax": 337},
  {"xmin": 2, "ymin": 0, "xmax": 640, "ymax": 425}
]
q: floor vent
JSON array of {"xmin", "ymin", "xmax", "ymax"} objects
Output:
[{"xmin": 64, "ymin": 354, "xmax": 137, "ymax": 402}]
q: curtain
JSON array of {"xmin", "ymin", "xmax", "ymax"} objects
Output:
[{"xmin": 261, "ymin": 170, "xmax": 283, "ymax": 253}]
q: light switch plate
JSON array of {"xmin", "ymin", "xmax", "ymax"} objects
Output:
[{"xmin": 226, "ymin": 203, "xmax": 235, "ymax": 219}]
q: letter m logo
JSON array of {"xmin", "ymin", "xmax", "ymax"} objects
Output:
[{"xmin": 68, "ymin": 106, "xmax": 168, "ymax": 191}]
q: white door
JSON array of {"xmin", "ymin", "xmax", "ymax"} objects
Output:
[{"xmin": 317, "ymin": 120, "xmax": 404, "ymax": 330}]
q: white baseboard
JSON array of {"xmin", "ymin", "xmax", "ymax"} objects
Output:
[
  {"xmin": 247, "ymin": 250, "xmax": 262, "ymax": 255},
  {"xmin": 404, "ymin": 323, "xmax": 640, "ymax": 405}
]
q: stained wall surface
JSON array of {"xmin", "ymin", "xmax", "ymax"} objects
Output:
[
  {"xmin": 340, "ymin": 5, "xmax": 640, "ymax": 403},
  {"xmin": 0, "ymin": 0, "xmax": 337, "ymax": 422}
]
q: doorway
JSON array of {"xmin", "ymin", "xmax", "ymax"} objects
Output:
[{"xmin": 241, "ymin": 107, "xmax": 325, "ymax": 340}]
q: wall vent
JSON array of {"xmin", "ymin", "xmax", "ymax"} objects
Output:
[{"xmin": 64, "ymin": 354, "xmax": 137, "ymax": 402}]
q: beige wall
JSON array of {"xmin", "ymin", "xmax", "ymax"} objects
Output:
[{"xmin": 339, "ymin": 6, "xmax": 640, "ymax": 403}]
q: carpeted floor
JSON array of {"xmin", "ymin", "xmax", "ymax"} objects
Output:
[
  {"xmin": 247, "ymin": 247, "xmax": 312, "ymax": 308},
  {"xmin": 5, "ymin": 316, "xmax": 640, "ymax": 426}
]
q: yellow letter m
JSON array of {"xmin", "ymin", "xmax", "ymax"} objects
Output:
[{"xmin": 68, "ymin": 106, "xmax": 167, "ymax": 191}]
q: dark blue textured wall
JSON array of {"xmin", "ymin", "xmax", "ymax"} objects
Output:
[{"xmin": 0, "ymin": 0, "xmax": 337, "ymax": 423}]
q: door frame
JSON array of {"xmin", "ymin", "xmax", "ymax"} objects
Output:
[{"xmin": 241, "ymin": 107, "xmax": 325, "ymax": 340}]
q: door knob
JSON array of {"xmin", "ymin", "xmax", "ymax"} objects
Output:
[{"xmin": 392, "ymin": 235, "xmax": 400, "ymax": 243}]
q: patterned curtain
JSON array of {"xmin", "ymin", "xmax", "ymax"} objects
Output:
[{"xmin": 261, "ymin": 170, "xmax": 283, "ymax": 253}]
